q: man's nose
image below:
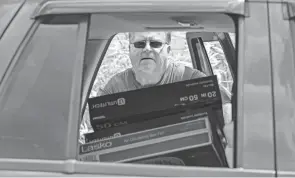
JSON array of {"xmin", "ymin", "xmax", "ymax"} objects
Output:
[{"xmin": 143, "ymin": 41, "xmax": 152, "ymax": 51}]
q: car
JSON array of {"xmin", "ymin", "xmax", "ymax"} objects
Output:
[{"xmin": 0, "ymin": 0, "xmax": 295, "ymax": 177}]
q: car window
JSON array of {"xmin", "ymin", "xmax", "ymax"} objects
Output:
[
  {"xmin": 0, "ymin": 0, "xmax": 24, "ymax": 39},
  {"xmin": 0, "ymin": 15, "xmax": 86, "ymax": 160},
  {"xmin": 80, "ymin": 28, "xmax": 235, "ymax": 169}
]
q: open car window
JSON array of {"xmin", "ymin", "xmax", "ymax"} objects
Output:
[{"xmin": 79, "ymin": 11, "xmax": 236, "ymax": 170}]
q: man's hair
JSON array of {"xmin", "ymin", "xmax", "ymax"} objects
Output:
[{"xmin": 128, "ymin": 32, "xmax": 171, "ymax": 44}]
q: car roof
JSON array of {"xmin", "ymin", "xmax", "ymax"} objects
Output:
[{"xmin": 32, "ymin": 0, "xmax": 246, "ymax": 19}]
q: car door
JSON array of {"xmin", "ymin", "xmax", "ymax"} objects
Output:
[
  {"xmin": 268, "ymin": 0, "xmax": 295, "ymax": 177},
  {"xmin": 77, "ymin": 0, "xmax": 275, "ymax": 177},
  {"xmin": 0, "ymin": 0, "xmax": 277, "ymax": 177},
  {"xmin": 185, "ymin": 4, "xmax": 277, "ymax": 171}
]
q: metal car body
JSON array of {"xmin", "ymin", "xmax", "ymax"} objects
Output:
[{"xmin": 0, "ymin": 0, "xmax": 295, "ymax": 177}]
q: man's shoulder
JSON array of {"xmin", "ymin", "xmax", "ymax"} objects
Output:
[
  {"xmin": 167, "ymin": 62, "xmax": 206, "ymax": 80},
  {"xmin": 101, "ymin": 68, "xmax": 133, "ymax": 95},
  {"xmin": 167, "ymin": 62, "xmax": 185, "ymax": 74},
  {"xmin": 109, "ymin": 68, "xmax": 132, "ymax": 82},
  {"xmin": 184, "ymin": 66, "xmax": 206, "ymax": 79}
]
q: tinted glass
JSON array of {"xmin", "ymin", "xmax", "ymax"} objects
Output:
[{"xmin": 0, "ymin": 21, "xmax": 81, "ymax": 159}]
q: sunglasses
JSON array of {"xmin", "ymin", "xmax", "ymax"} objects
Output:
[{"xmin": 132, "ymin": 40, "xmax": 166, "ymax": 49}]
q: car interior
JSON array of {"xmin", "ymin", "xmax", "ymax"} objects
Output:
[{"xmin": 78, "ymin": 11, "xmax": 237, "ymax": 168}]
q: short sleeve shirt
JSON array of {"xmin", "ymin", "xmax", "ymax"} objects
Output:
[{"xmin": 101, "ymin": 63, "xmax": 231, "ymax": 104}]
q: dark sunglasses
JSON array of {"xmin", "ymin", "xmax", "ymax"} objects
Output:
[{"xmin": 132, "ymin": 40, "xmax": 166, "ymax": 49}]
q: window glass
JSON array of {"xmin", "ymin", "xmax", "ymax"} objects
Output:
[{"xmin": 0, "ymin": 20, "xmax": 82, "ymax": 159}]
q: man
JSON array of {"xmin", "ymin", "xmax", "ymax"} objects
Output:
[
  {"xmin": 100, "ymin": 31, "xmax": 233, "ymax": 165},
  {"xmin": 101, "ymin": 32, "xmax": 208, "ymax": 94},
  {"xmin": 101, "ymin": 32, "xmax": 230, "ymax": 103}
]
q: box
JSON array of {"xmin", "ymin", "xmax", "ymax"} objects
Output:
[
  {"xmin": 79, "ymin": 111, "xmax": 228, "ymax": 167},
  {"xmin": 87, "ymin": 75, "xmax": 224, "ymax": 132},
  {"xmin": 80, "ymin": 75, "xmax": 228, "ymax": 167},
  {"xmin": 84, "ymin": 108, "xmax": 209, "ymax": 143}
]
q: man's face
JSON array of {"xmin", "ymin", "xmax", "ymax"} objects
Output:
[{"xmin": 129, "ymin": 32, "xmax": 169, "ymax": 76}]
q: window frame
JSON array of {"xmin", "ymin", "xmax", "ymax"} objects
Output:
[
  {"xmin": 186, "ymin": 35, "xmax": 214, "ymax": 75},
  {"xmin": 235, "ymin": 1, "xmax": 276, "ymax": 172}
]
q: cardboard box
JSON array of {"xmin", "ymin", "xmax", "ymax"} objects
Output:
[
  {"xmin": 80, "ymin": 76, "xmax": 228, "ymax": 167},
  {"xmin": 85, "ymin": 108, "xmax": 209, "ymax": 143},
  {"xmin": 79, "ymin": 113, "xmax": 228, "ymax": 167},
  {"xmin": 87, "ymin": 76, "xmax": 224, "ymax": 132}
]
